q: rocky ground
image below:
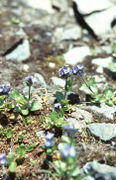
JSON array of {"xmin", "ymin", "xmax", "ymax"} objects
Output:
[{"xmin": 0, "ymin": 0, "xmax": 116, "ymax": 179}]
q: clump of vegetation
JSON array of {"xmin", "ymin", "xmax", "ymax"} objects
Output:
[{"xmin": 0, "ymin": 64, "xmax": 116, "ymax": 179}]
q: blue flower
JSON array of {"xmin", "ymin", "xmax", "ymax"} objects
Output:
[
  {"xmin": 72, "ymin": 64, "xmax": 84, "ymax": 76},
  {"xmin": 64, "ymin": 123, "xmax": 78, "ymax": 135},
  {"xmin": 0, "ymin": 153, "xmax": 7, "ymax": 166},
  {"xmin": 59, "ymin": 65, "xmax": 71, "ymax": 78},
  {"xmin": 0, "ymin": 85, "xmax": 10, "ymax": 96},
  {"xmin": 25, "ymin": 76, "xmax": 34, "ymax": 86},
  {"xmin": 59, "ymin": 143, "xmax": 76, "ymax": 159},
  {"xmin": 54, "ymin": 102, "xmax": 61, "ymax": 111},
  {"xmin": 44, "ymin": 132, "xmax": 54, "ymax": 148}
]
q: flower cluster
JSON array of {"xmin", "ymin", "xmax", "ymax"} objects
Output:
[
  {"xmin": 0, "ymin": 85, "xmax": 10, "ymax": 96},
  {"xmin": 72, "ymin": 64, "xmax": 84, "ymax": 76},
  {"xmin": 0, "ymin": 153, "xmax": 7, "ymax": 166},
  {"xmin": 64, "ymin": 123, "xmax": 78, "ymax": 135},
  {"xmin": 44, "ymin": 132, "xmax": 54, "ymax": 148},
  {"xmin": 58, "ymin": 143, "xmax": 76, "ymax": 159},
  {"xmin": 58, "ymin": 64, "xmax": 84, "ymax": 78},
  {"xmin": 25, "ymin": 76, "xmax": 34, "ymax": 86},
  {"xmin": 54, "ymin": 102, "xmax": 61, "ymax": 111},
  {"xmin": 59, "ymin": 65, "xmax": 71, "ymax": 78}
]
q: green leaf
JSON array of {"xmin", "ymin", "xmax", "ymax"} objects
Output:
[
  {"xmin": 61, "ymin": 135, "xmax": 71, "ymax": 144},
  {"xmin": 10, "ymin": 90, "xmax": 22, "ymax": 101},
  {"xmin": 16, "ymin": 144, "xmax": 26, "ymax": 157},
  {"xmin": 71, "ymin": 167, "xmax": 80, "ymax": 177},
  {"xmin": 94, "ymin": 94, "xmax": 104, "ymax": 104},
  {"xmin": 61, "ymin": 99, "xmax": 69, "ymax": 105},
  {"xmin": 104, "ymin": 88, "xmax": 114, "ymax": 100},
  {"xmin": 7, "ymin": 152, "xmax": 15, "ymax": 165},
  {"xmin": 21, "ymin": 108, "xmax": 29, "ymax": 115},
  {"xmin": 112, "ymin": 43, "xmax": 116, "ymax": 54},
  {"xmin": 23, "ymin": 117, "xmax": 32, "ymax": 125},
  {"xmin": 9, "ymin": 161, "xmax": 17, "ymax": 172},
  {"xmin": 55, "ymin": 91, "xmax": 64, "ymax": 102},
  {"xmin": 5, "ymin": 128, "xmax": 13, "ymax": 139},
  {"xmin": 30, "ymin": 100, "xmax": 42, "ymax": 111},
  {"xmin": 109, "ymin": 62, "xmax": 116, "ymax": 72}
]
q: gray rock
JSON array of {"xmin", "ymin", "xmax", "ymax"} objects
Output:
[
  {"xmin": 64, "ymin": 46, "xmax": 91, "ymax": 65},
  {"xmin": 23, "ymin": 0, "xmax": 54, "ymax": 14},
  {"xmin": 36, "ymin": 130, "xmax": 45, "ymax": 138},
  {"xmin": 34, "ymin": 73, "xmax": 47, "ymax": 88},
  {"xmin": 85, "ymin": 6, "xmax": 116, "ymax": 35},
  {"xmin": 52, "ymin": 0, "xmax": 69, "ymax": 12},
  {"xmin": 87, "ymin": 103, "xmax": 116, "ymax": 120},
  {"xmin": 61, "ymin": 25, "xmax": 82, "ymax": 40},
  {"xmin": 82, "ymin": 161, "xmax": 116, "ymax": 180},
  {"xmin": 66, "ymin": 107, "xmax": 93, "ymax": 131},
  {"xmin": 6, "ymin": 39, "xmax": 31, "ymax": 61},
  {"xmin": 74, "ymin": 0, "xmax": 113, "ymax": 14},
  {"xmin": 87, "ymin": 123, "xmax": 116, "ymax": 141},
  {"xmin": 92, "ymin": 57, "xmax": 112, "ymax": 68},
  {"xmin": 51, "ymin": 77, "xmax": 65, "ymax": 87}
]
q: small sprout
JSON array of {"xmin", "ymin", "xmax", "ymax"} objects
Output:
[
  {"xmin": 72, "ymin": 64, "xmax": 84, "ymax": 76},
  {"xmin": 0, "ymin": 85, "xmax": 10, "ymax": 96},
  {"xmin": 54, "ymin": 102, "xmax": 62, "ymax": 111},
  {"xmin": 25, "ymin": 76, "xmax": 34, "ymax": 87},
  {"xmin": 0, "ymin": 153, "xmax": 7, "ymax": 166},
  {"xmin": 58, "ymin": 143, "xmax": 76, "ymax": 159},
  {"xmin": 64, "ymin": 123, "xmax": 78, "ymax": 135},
  {"xmin": 59, "ymin": 65, "xmax": 71, "ymax": 78}
]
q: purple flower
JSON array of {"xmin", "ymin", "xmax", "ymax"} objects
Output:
[
  {"xmin": 64, "ymin": 123, "xmax": 78, "ymax": 135},
  {"xmin": 0, "ymin": 153, "xmax": 7, "ymax": 166},
  {"xmin": 54, "ymin": 102, "xmax": 61, "ymax": 111},
  {"xmin": 25, "ymin": 76, "xmax": 34, "ymax": 86},
  {"xmin": 58, "ymin": 143, "xmax": 76, "ymax": 159},
  {"xmin": 59, "ymin": 65, "xmax": 71, "ymax": 78},
  {"xmin": 72, "ymin": 64, "xmax": 84, "ymax": 76},
  {"xmin": 44, "ymin": 132, "xmax": 54, "ymax": 148},
  {"xmin": 0, "ymin": 85, "xmax": 10, "ymax": 96}
]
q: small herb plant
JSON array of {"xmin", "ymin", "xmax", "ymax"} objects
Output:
[
  {"xmin": 0, "ymin": 76, "xmax": 42, "ymax": 116},
  {"xmin": 57, "ymin": 65, "xmax": 116, "ymax": 107}
]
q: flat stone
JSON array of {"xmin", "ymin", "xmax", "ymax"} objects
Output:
[
  {"xmin": 61, "ymin": 25, "xmax": 82, "ymax": 40},
  {"xmin": 24, "ymin": 0, "xmax": 54, "ymax": 14},
  {"xmin": 34, "ymin": 73, "xmax": 47, "ymax": 87},
  {"xmin": 87, "ymin": 123, "xmax": 116, "ymax": 141},
  {"xmin": 6, "ymin": 39, "xmax": 31, "ymax": 61},
  {"xmin": 64, "ymin": 46, "xmax": 91, "ymax": 65},
  {"xmin": 52, "ymin": 0, "xmax": 68, "ymax": 12},
  {"xmin": 82, "ymin": 161, "xmax": 116, "ymax": 180},
  {"xmin": 66, "ymin": 107, "xmax": 93, "ymax": 131},
  {"xmin": 74, "ymin": 0, "xmax": 113, "ymax": 14},
  {"xmin": 92, "ymin": 57, "xmax": 112, "ymax": 73},
  {"xmin": 87, "ymin": 103, "xmax": 116, "ymax": 120},
  {"xmin": 51, "ymin": 77, "xmax": 65, "ymax": 87}
]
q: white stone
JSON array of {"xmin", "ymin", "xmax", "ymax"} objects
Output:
[
  {"xmin": 24, "ymin": 0, "xmax": 54, "ymax": 14},
  {"xmin": 23, "ymin": 64, "xmax": 29, "ymax": 72},
  {"xmin": 87, "ymin": 103, "xmax": 116, "ymax": 120},
  {"xmin": 34, "ymin": 73, "xmax": 47, "ymax": 87},
  {"xmin": 92, "ymin": 57, "xmax": 112, "ymax": 68},
  {"xmin": 49, "ymin": 62, "xmax": 55, "ymax": 68},
  {"xmin": 51, "ymin": 77, "xmax": 65, "ymax": 87},
  {"xmin": 61, "ymin": 25, "xmax": 82, "ymax": 40},
  {"xmin": 6, "ymin": 40, "xmax": 31, "ymax": 61},
  {"xmin": 87, "ymin": 123, "xmax": 116, "ymax": 141},
  {"xmin": 85, "ymin": 6, "xmax": 116, "ymax": 35},
  {"xmin": 64, "ymin": 46, "xmax": 91, "ymax": 65},
  {"xmin": 74, "ymin": 0, "xmax": 113, "ymax": 14}
]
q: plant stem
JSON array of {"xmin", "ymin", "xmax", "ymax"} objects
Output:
[
  {"xmin": 28, "ymin": 86, "xmax": 31, "ymax": 100},
  {"xmin": 64, "ymin": 78, "xmax": 68, "ymax": 99},
  {"xmin": 79, "ymin": 75, "xmax": 94, "ymax": 94}
]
